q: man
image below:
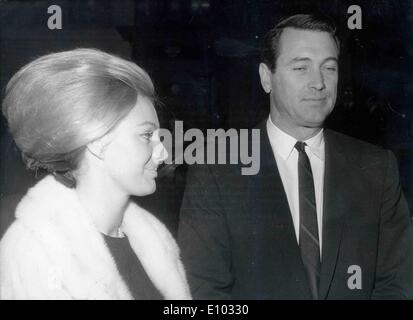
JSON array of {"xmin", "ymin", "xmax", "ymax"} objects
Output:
[{"xmin": 177, "ymin": 14, "xmax": 413, "ymax": 299}]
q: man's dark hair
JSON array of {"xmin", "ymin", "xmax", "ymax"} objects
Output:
[{"xmin": 261, "ymin": 14, "xmax": 340, "ymax": 72}]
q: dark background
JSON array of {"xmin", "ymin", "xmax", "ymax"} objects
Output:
[{"xmin": 0, "ymin": 0, "xmax": 412, "ymax": 236}]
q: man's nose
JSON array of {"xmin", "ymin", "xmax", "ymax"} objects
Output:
[
  {"xmin": 308, "ymin": 69, "xmax": 325, "ymax": 91},
  {"xmin": 152, "ymin": 141, "xmax": 169, "ymax": 165}
]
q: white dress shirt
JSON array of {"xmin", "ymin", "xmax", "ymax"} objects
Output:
[{"xmin": 266, "ymin": 116, "xmax": 325, "ymax": 254}]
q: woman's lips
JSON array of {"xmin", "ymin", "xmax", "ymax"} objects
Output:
[{"xmin": 145, "ymin": 167, "xmax": 158, "ymax": 177}]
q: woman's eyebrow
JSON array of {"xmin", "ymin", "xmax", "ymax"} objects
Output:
[{"xmin": 137, "ymin": 121, "xmax": 158, "ymax": 129}]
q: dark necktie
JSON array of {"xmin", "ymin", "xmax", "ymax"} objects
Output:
[{"xmin": 295, "ymin": 141, "xmax": 320, "ymax": 300}]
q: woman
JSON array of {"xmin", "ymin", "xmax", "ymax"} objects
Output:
[{"xmin": 0, "ymin": 48, "xmax": 191, "ymax": 299}]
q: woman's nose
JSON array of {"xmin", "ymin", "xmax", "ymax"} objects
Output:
[{"xmin": 152, "ymin": 141, "xmax": 169, "ymax": 165}]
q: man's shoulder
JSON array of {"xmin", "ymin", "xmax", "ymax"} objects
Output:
[
  {"xmin": 325, "ymin": 129, "xmax": 390, "ymax": 166},
  {"xmin": 326, "ymin": 129, "xmax": 384, "ymax": 151}
]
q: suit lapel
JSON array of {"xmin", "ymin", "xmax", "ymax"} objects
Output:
[
  {"xmin": 318, "ymin": 130, "xmax": 351, "ymax": 299},
  {"xmin": 246, "ymin": 121, "xmax": 311, "ymax": 299}
]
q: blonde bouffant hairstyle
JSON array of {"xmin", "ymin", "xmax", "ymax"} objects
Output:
[{"xmin": 2, "ymin": 48, "xmax": 155, "ymax": 187}]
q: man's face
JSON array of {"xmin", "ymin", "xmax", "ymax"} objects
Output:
[{"xmin": 260, "ymin": 27, "xmax": 339, "ymax": 136}]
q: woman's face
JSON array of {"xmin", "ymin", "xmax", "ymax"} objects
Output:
[{"xmin": 101, "ymin": 96, "xmax": 168, "ymax": 196}]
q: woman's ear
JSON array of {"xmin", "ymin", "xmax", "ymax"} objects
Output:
[
  {"xmin": 86, "ymin": 139, "xmax": 105, "ymax": 161},
  {"xmin": 258, "ymin": 63, "xmax": 273, "ymax": 94}
]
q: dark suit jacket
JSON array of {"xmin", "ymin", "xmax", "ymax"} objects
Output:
[{"xmin": 177, "ymin": 122, "xmax": 413, "ymax": 299}]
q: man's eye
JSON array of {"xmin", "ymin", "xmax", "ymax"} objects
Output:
[
  {"xmin": 324, "ymin": 66, "xmax": 337, "ymax": 72},
  {"xmin": 293, "ymin": 66, "xmax": 307, "ymax": 71}
]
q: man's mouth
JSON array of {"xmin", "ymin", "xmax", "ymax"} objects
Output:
[{"xmin": 303, "ymin": 97, "xmax": 327, "ymax": 101}]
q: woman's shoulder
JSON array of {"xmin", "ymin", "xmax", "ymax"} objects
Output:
[
  {"xmin": 0, "ymin": 178, "xmax": 73, "ymax": 264},
  {"xmin": 0, "ymin": 216, "xmax": 77, "ymax": 299},
  {"xmin": 0, "ymin": 218, "xmax": 53, "ymax": 286},
  {"xmin": 0, "ymin": 193, "xmax": 24, "ymax": 240},
  {"xmin": 0, "ymin": 218, "xmax": 31, "ymax": 255},
  {"xmin": 0, "ymin": 212, "xmax": 61, "ymax": 262}
]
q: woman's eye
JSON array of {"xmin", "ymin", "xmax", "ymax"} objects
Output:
[{"xmin": 141, "ymin": 131, "xmax": 154, "ymax": 140}]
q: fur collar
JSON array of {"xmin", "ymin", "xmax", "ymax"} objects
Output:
[{"xmin": 0, "ymin": 176, "xmax": 191, "ymax": 300}]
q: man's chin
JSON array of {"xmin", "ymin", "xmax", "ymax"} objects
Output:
[
  {"xmin": 302, "ymin": 111, "xmax": 331, "ymax": 127},
  {"xmin": 302, "ymin": 118, "xmax": 326, "ymax": 128}
]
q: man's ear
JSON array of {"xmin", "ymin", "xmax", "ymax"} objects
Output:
[{"xmin": 258, "ymin": 63, "xmax": 273, "ymax": 94}]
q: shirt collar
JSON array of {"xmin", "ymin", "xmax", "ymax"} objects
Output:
[{"xmin": 266, "ymin": 116, "xmax": 325, "ymax": 161}]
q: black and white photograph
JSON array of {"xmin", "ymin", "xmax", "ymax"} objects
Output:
[{"xmin": 0, "ymin": 0, "xmax": 412, "ymax": 306}]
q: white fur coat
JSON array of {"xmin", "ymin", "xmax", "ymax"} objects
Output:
[{"xmin": 0, "ymin": 176, "xmax": 191, "ymax": 300}]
